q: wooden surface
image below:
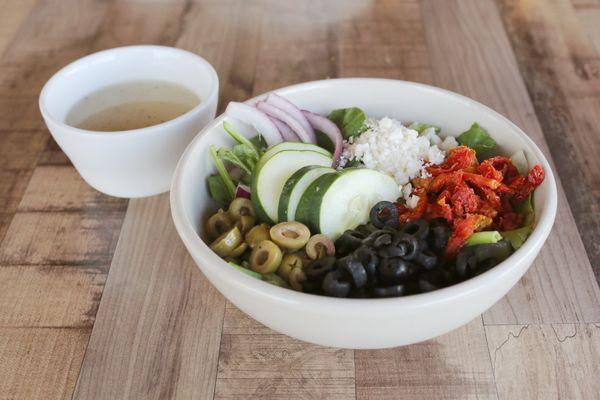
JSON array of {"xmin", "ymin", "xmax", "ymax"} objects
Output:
[{"xmin": 0, "ymin": 0, "xmax": 598, "ymax": 399}]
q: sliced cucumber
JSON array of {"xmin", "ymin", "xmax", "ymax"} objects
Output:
[
  {"xmin": 252, "ymin": 150, "xmax": 332, "ymax": 223},
  {"xmin": 278, "ymin": 165, "xmax": 335, "ymax": 222},
  {"xmin": 257, "ymin": 142, "xmax": 331, "ymax": 171},
  {"xmin": 296, "ymin": 168, "xmax": 400, "ymax": 239}
]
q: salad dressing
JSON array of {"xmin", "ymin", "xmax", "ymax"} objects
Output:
[{"xmin": 65, "ymin": 80, "xmax": 200, "ymax": 132}]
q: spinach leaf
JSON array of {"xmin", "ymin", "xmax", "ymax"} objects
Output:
[
  {"xmin": 501, "ymin": 195, "xmax": 535, "ymax": 249},
  {"xmin": 209, "ymin": 145, "xmax": 235, "ymax": 204},
  {"xmin": 223, "ymin": 121, "xmax": 261, "ymax": 157},
  {"xmin": 217, "ymin": 148, "xmax": 252, "ymax": 175},
  {"xmin": 457, "ymin": 123, "xmax": 497, "ymax": 159},
  {"xmin": 409, "ymin": 122, "xmax": 441, "ymax": 134},
  {"xmin": 249, "ymin": 135, "xmax": 268, "ymax": 153},
  {"xmin": 328, "ymin": 107, "xmax": 367, "ymax": 139},
  {"xmin": 501, "ymin": 226, "xmax": 532, "ymax": 251},
  {"xmin": 207, "ymin": 174, "xmax": 232, "ymax": 207},
  {"xmin": 315, "ymin": 130, "xmax": 334, "ymax": 153},
  {"xmin": 233, "ymin": 143, "xmax": 259, "ymax": 171}
]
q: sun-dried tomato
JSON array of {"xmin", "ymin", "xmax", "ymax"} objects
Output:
[
  {"xmin": 450, "ymin": 182, "xmax": 480, "ymax": 218},
  {"xmin": 427, "ymin": 146, "xmax": 478, "ymax": 175},
  {"xmin": 509, "ymin": 165, "xmax": 545, "ymax": 203},
  {"xmin": 479, "ymin": 156, "xmax": 519, "ymax": 182},
  {"xmin": 397, "ymin": 188, "xmax": 427, "ymax": 223},
  {"xmin": 445, "ymin": 214, "xmax": 493, "ymax": 258}
]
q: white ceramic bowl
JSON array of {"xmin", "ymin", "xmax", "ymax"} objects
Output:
[
  {"xmin": 40, "ymin": 45, "xmax": 218, "ymax": 198},
  {"xmin": 171, "ymin": 78, "xmax": 557, "ymax": 349}
]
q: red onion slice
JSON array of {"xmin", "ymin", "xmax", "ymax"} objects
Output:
[
  {"xmin": 256, "ymin": 101, "xmax": 316, "ymax": 143},
  {"xmin": 268, "ymin": 116, "xmax": 300, "ymax": 142},
  {"xmin": 225, "ymin": 102, "xmax": 282, "ymax": 147},
  {"xmin": 265, "ymin": 93, "xmax": 315, "ymax": 140},
  {"xmin": 302, "ymin": 110, "xmax": 343, "ymax": 168},
  {"xmin": 235, "ymin": 184, "xmax": 251, "ymax": 199}
]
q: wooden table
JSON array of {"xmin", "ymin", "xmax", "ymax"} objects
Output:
[{"xmin": 1, "ymin": 0, "xmax": 599, "ymax": 399}]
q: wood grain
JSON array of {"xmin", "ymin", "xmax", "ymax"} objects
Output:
[
  {"xmin": 498, "ymin": 0, "xmax": 600, "ymax": 282},
  {"xmin": 421, "ymin": 0, "xmax": 600, "ymax": 325},
  {"xmin": 0, "ymin": 0, "xmax": 599, "ymax": 399},
  {"xmin": 0, "ymin": 265, "xmax": 105, "ymax": 328},
  {"xmin": 355, "ymin": 318, "xmax": 497, "ymax": 400},
  {"xmin": 485, "ymin": 323, "xmax": 600, "ymax": 399},
  {"xmin": 0, "ymin": 327, "xmax": 90, "ymax": 400},
  {"xmin": 73, "ymin": 195, "xmax": 228, "ymax": 400}
]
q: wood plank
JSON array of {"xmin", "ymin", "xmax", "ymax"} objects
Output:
[
  {"xmin": 73, "ymin": 195, "xmax": 227, "ymax": 400},
  {"xmin": 19, "ymin": 165, "xmax": 127, "ymax": 212},
  {"xmin": 576, "ymin": 8, "xmax": 600, "ymax": 54},
  {"xmin": 0, "ymin": 265, "xmax": 105, "ymax": 328},
  {"xmin": 0, "ymin": 0, "xmax": 37, "ymax": 58},
  {"xmin": 334, "ymin": 0, "xmax": 432, "ymax": 82},
  {"xmin": 0, "ymin": 327, "xmax": 90, "ymax": 400},
  {"xmin": 215, "ymin": 332, "xmax": 355, "ymax": 400},
  {"xmin": 421, "ymin": 0, "xmax": 600, "ymax": 324},
  {"xmin": 355, "ymin": 318, "xmax": 497, "ymax": 400},
  {"xmin": 0, "ymin": 211, "xmax": 123, "ymax": 266},
  {"xmin": 485, "ymin": 323, "xmax": 600, "ymax": 399},
  {"xmin": 498, "ymin": 0, "xmax": 600, "ymax": 283}
]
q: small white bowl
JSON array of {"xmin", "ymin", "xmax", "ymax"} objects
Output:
[
  {"xmin": 39, "ymin": 45, "xmax": 218, "ymax": 198},
  {"xmin": 170, "ymin": 78, "xmax": 557, "ymax": 349}
]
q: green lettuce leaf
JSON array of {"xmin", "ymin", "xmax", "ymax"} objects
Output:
[
  {"xmin": 207, "ymin": 175, "xmax": 232, "ymax": 207},
  {"xmin": 328, "ymin": 107, "xmax": 367, "ymax": 139},
  {"xmin": 457, "ymin": 123, "xmax": 498, "ymax": 159},
  {"xmin": 501, "ymin": 195, "xmax": 535, "ymax": 250},
  {"xmin": 410, "ymin": 122, "xmax": 441, "ymax": 134}
]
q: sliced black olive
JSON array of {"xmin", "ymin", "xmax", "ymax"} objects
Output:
[
  {"xmin": 369, "ymin": 201, "xmax": 399, "ymax": 229},
  {"xmin": 379, "ymin": 258, "xmax": 419, "ymax": 285},
  {"xmin": 373, "ymin": 232, "xmax": 394, "ymax": 249},
  {"xmin": 334, "ymin": 229, "xmax": 365, "ymax": 256},
  {"xmin": 304, "ymin": 256, "xmax": 337, "ymax": 281},
  {"xmin": 373, "ymin": 284, "xmax": 405, "ymax": 298},
  {"xmin": 429, "ymin": 224, "xmax": 451, "ymax": 254},
  {"xmin": 363, "ymin": 229, "xmax": 392, "ymax": 246},
  {"xmin": 416, "ymin": 248, "xmax": 438, "ymax": 270},
  {"xmin": 322, "ymin": 268, "xmax": 352, "ymax": 297},
  {"xmin": 401, "ymin": 219, "xmax": 429, "ymax": 239},
  {"xmin": 377, "ymin": 233, "xmax": 420, "ymax": 260},
  {"xmin": 455, "ymin": 240, "xmax": 513, "ymax": 278},
  {"xmin": 356, "ymin": 223, "xmax": 379, "ymax": 236},
  {"xmin": 337, "ymin": 256, "xmax": 368, "ymax": 289},
  {"xmin": 353, "ymin": 246, "xmax": 379, "ymax": 281}
]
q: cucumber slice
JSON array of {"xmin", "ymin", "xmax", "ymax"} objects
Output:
[
  {"xmin": 278, "ymin": 165, "xmax": 335, "ymax": 222},
  {"xmin": 257, "ymin": 142, "xmax": 331, "ymax": 171},
  {"xmin": 252, "ymin": 150, "xmax": 332, "ymax": 223},
  {"xmin": 296, "ymin": 168, "xmax": 400, "ymax": 239}
]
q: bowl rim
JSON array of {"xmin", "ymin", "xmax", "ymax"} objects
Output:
[
  {"xmin": 39, "ymin": 45, "xmax": 219, "ymax": 138},
  {"xmin": 170, "ymin": 77, "xmax": 557, "ymax": 311}
]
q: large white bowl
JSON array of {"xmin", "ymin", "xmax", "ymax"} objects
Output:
[{"xmin": 170, "ymin": 78, "xmax": 557, "ymax": 349}]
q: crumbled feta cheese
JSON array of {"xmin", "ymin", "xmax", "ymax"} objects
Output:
[
  {"xmin": 406, "ymin": 194, "xmax": 420, "ymax": 209},
  {"xmin": 440, "ymin": 136, "xmax": 458, "ymax": 152},
  {"xmin": 339, "ymin": 117, "xmax": 446, "ymax": 185}
]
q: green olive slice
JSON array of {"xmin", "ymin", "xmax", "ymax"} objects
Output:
[
  {"xmin": 228, "ymin": 197, "xmax": 255, "ymax": 220},
  {"xmin": 245, "ymin": 224, "xmax": 271, "ymax": 248},
  {"xmin": 229, "ymin": 241, "xmax": 248, "ymax": 258},
  {"xmin": 269, "ymin": 222, "xmax": 311, "ymax": 251},
  {"xmin": 277, "ymin": 253, "xmax": 303, "ymax": 280},
  {"xmin": 210, "ymin": 226, "xmax": 243, "ymax": 257},
  {"xmin": 235, "ymin": 215, "xmax": 256, "ymax": 235},
  {"xmin": 205, "ymin": 209, "xmax": 233, "ymax": 241},
  {"xmin": 305, "ymin": 234, "xmax": 335, "ymax": 260},
  {"xmin": 249, "ymin": 240, "xmax": 283, "ymax": 274}
]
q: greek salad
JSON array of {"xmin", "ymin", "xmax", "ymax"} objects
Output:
[{"xmin": 203, "ymin": 93, "xmax": 545, "ymax": 298}]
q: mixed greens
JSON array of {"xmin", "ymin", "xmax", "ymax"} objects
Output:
[{"xmin": 203, "ymin": 94, "xmax": 545, "ymax": 298}]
